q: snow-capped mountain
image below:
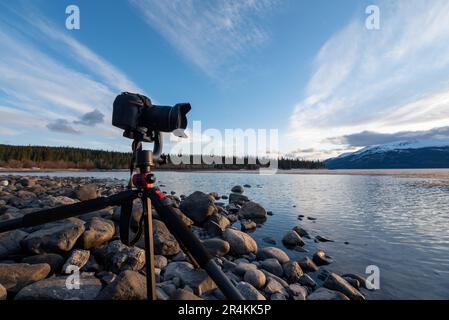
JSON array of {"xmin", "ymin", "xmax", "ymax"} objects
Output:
[{"xmin": 325, "ymin": 140, "xmax": 449, "ymax": 169}]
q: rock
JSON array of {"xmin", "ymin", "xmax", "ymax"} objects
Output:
[
  {"xmin": 299, "ymin": 274, "xmax": 316, "ymax": 288},
  {"xmin": 231, "ymin": 185, "xmax": 244, "ymax": 193},
  {"xmin": 236, "ymin": 282, "xmax": 266, "ymax": 300},
  {"xmin": 204, "ymin": 213, "xmax": 230, "ymax": 236},
  {"xmin": 171, "ymin": 288, "xmax": 203, "ymax": 300},
  {"xmin": 282, "ymin": 230, "xmax": 305, "ymax": 247},
  {"xmin": 307, "ymin": 216, "xmax": 317, "ymax": 221},
  {"xmin": 95, "ymin": 240, "xmax": 145, "ymax": 274},
  {"xmin": 152, "ymin": 219, "xmax": 180, "ymax": 256},
  {"xmin": 0, "ymin": 263, "xmax": 50, "ymax": 293},
  {"xmin": 234, "ymin": 262, "xmax": 257, "ymax": 276},
  {"xmin": 341, "ymin": 273, "xmax": 369, "ymax": 289},
  {"xmin": 229, "ymin": 193, "xmax": 249, "ymax": 205},
  {"xmin": 96, "ymin": 270, "xmax": 147, "ymax": 300},
  {"xmin": 288, "ymin": 284, "xmax": 308, "ymax": 300},
  {"xmin": 18, "ymin": 177, "xmax": 35, "ymax": 188},
  {"xmin": 223, "ymin": 228, "xmax": 257, "ymax": 256},
  {"xmin": 79, "ymin": 217, "xmax": 115, "ymax": 249},
  {"xmin": 179, "ymin": 191, "xmax": 217, "ymax": 225},
  {"xmin": 21, "ymin": 218, "xmax": 85, "ymax": 254},
  {"xmin": 221, "ymin": 195, "xmax": 228, "ymax": 200},
  {"xmin": 262, "ymin": 237, "xmax": 276, "ymax": 245},
  {"xmin": 244, "ymin": 269, "xmax": 266, "ymax": 289},
  {"xmin": 0, "ymin": 229, "xmax": 28, "ymax": 259},
  {"xmin": 16, "ymin": 273, "xmax": 102, "ymax": 300},
  {"xmin": 227, "ymin": 214, "xmax": 239, "ymax": 223},
  {"xmin": 209, "ymin": 192, "xmax": 220, "ymax": 200},
  {"xmin": 0, "ymin": 180, "xmax": 9, "ymax": 187},
  {"xmin": 154, "ymin": 255, "xmax": 168, "ymax": 269},
  {"xmin": 202, "ymin": 238, "xmax": 230, "ymax": 257},
  {"xmin": 323, "ymin": 272, "xmax": 365, "ymax": 300},
  {"xmin": 22, "ymin": 254, "xmax": 64, "ymax": 275},
  {"xmin": 76, "ymin": 184, "xmax": 98, "ymax": 201},
  {"xmin": 270, "ymin": 293, "xmax": 286, "ymax": 300},
  {"xmin": 292, "ymin": 226, "xmax": 311, "ymax": 238},
  {"xmin": 315, "ymin": 235, "xmax": 334, "ymax": 242},
  {"xmin": 0, "ymin": 283, "xmax": 6, "ymax": 300},
  {"xmin": 44, "ymin": 196, "xmax": 78, "ymax": 207},
  {"xmin": 257, "ymin": 247, "xmax": 290, "ymax": 264},
  {"xmin": 171, "ymin": 207, "xmax": 194, "ymax": 226},
  {"xmin": 260, "ymin": 259, "xmax": 283, "ymax": 277},
  {"xmin": 62, "ymin": 249, "xmax": 90, "ymax": 274},
  {"xmin": 264, "ymin": 277, "xmax": 287, "ymax": 295},
  {"xmin": 312, "ymin": 250, "xmax": 333, "ymax": 266},
  {"xmin": 282, "ymin": 261, "xmax": 304, "ymax": 283},
  {"xmin": 240, "ymin": 219, "xmax": 257, "ymax": 231},
  {"xmin": 298, "ymin": 257, "xmax": 319, "ymax": 272},
  {"xmin": 307, "ymin": 287, "xmax": 350, "ymax": 300},
  {"xmin": 164, "ymin": 262, "xmax": 217, "ymax": 295},
  {"xmin": 243, "ymin": 184, "xmax": 251, "ymax": 188},
  {"xmin": 17, "ymin": 190, "xmax": 36, "ymax": 200},
  {"xmin": 239, "ymin": 201, "xmax": 267, "ymax": 221}
]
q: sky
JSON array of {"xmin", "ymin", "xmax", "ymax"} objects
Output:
[{"xmin": 1, "ymin": 0, "xmax": 449, "ymax": 160}]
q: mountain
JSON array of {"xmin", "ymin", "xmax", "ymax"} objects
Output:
[{"xmin": 324, "ymin": 140, "xmax": 449, "ymax": 169}]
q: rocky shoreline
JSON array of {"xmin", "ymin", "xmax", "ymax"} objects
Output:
[{"xmin": 0, "ymin": 175, "xmax": 370, "ymax": 300}]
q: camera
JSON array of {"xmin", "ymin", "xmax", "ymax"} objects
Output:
[{"xmin": 112, "ymin": 92, "xmax": 191, "ymax": 142}]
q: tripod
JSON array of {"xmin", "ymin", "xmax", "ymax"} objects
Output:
[{"xmin": 0, "ymin": 141, "xmax": 244, "ymax": 300}]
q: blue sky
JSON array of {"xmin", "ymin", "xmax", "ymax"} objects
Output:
[{"xmin": 1, "ymin": 0, "xmax": 449, "ymax": 160}]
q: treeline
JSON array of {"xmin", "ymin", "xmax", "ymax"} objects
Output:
[{"xmin": 0, "ymin": 145, "xmax": 325, "ymax": 170}]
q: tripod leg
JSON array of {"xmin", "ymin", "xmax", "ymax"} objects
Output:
[{"xmin": 141, "ymin": 196, "xmax": 157, "ymax": 300}]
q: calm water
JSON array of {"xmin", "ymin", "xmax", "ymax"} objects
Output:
[{"xmin": 2, "ymin": 170, "xmax": 449, "ymax": 300}]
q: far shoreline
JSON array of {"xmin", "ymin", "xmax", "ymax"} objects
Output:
[{"xmin": 2, "ymin": 167, "xmax": 449, "ymax": 179}]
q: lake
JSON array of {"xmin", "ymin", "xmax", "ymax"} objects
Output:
[{"xmin": 2, "ymin": 169, "xmax": 449, "ymax": 300}]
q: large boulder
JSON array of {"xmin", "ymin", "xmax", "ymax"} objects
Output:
[
  {"xmin": 244, "ymin": 269, "xmax": 266, "ymax": 289},
  {"xmin": 282, "ymin": 230, "xmax": 305, "ymax": 247},
  {"xmin": 0, "ymin": 263, "xmax": 50, "ymax": 293},
  {"xmin": 79, "ymin": 217, "xmax": 115, "ymax": 249},
  {"xmin": 163, "ymin": 261, "xmax": 217, "ymax": 295},
  {"xmin": 0, "ymin": 229, "xmax": 28, "ymax": 259},
  {"xmin": 202, "ymin": 238, "xmax": 230, "ymax": 257},
  {"xmin": 76, "ymin": 184, "xmax": 98, "ymax": 201},
  {"xmin": 236, "ymin": 282, "xmax": 266, "ymax": 300},
  {"xmin": 96, "ymin": 270, "xmax": 146, "ymax": 300},
  {"xmin": 94, "ymin": 240, "xmax": 145, "ymax": 274},
  {"xmin": 180, "ymin": 191, "xmax": 217, "ymax": 225},
  {"xmin": 256, "ymin": 247, "xmax": 290, "ymax": 264},
  {"xmin": 152, "ymin": 219, "xmax": 181, "ymax": 256},
  {"xmin": 21, "ymin": 218, "xmax": 85, "ymax": 254},
  {"xmin": 298, "ymin": 256, "xmax": 319, "ymax": 272},
  {"xmin": 260, "ymin": 259, "xmax": 283, "ymax": 277},
  {"xmin": 282, "ymin": 261, "xmax": 304, "ymax": 284},
  {"xmin": 239, "ymin": 201, "xmax": 267, "ymax": 221},
  {"xmin": 22, "ymin": 254, "xmax": 64, "ymax": 275},
  {"xmin": 229, "ymin": 193, "xmax": 249, "ymax": 205},
  {"xmin": 323, "ymin": 272, "xmax": 365, "ymax": 300},
  {"xmin": 223, "ymin": 228, "xmax": 257, "ymax": 256},
  {"xmin": 264, "ymin": 277, "xmax": 288, "ymax": 296},
  {"xmin": 15, "ymin": 274, "xmax": 102, "ymax": 300}
]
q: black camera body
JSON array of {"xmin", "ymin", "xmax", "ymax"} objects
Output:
[{"xmin": 112, "ymin": 92, "xmax": 191, "ymax": 142}]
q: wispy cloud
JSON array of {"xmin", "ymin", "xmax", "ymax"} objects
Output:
[
  {"xmin": 129, "ymin": 0, "xmax": 277, "ymax": 77},
  {"xmin": 0, "ymin": 3, "xmax": 142, "ymax": 144},
  {"xmin": 288, "ymin": 0, "xmax": 449, "ymax": 158}
]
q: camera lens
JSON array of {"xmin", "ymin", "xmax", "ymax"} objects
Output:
[{"xmin": 141, "ymin": 103, "xmax": 191, "ymax": 133}]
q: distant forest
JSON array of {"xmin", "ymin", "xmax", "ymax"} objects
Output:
[{"xmin": 0, "ymin": 144, "xmax": 325, "ymax": 170}]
